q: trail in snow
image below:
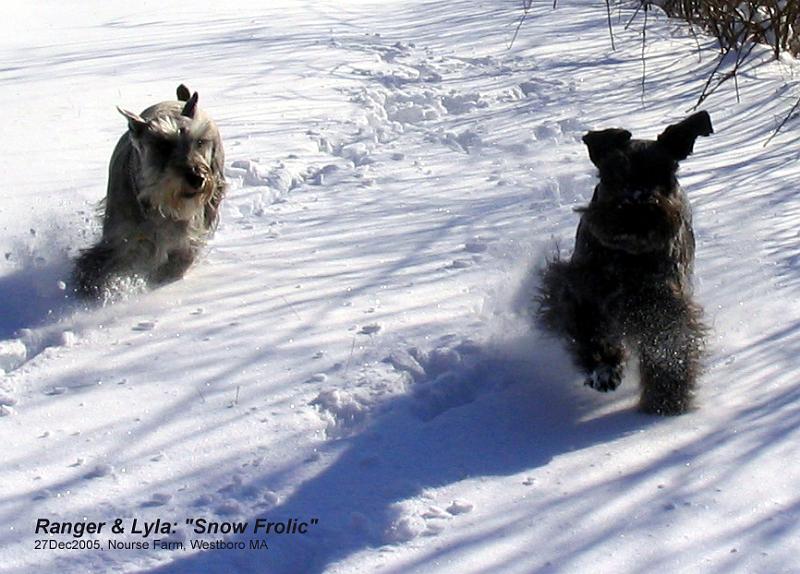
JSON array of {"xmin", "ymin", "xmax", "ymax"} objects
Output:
[{"xmin": 1, "ymin": 1, "xmax": 799, "ymax": 573}]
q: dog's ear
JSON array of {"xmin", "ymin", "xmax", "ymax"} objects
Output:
[
  {"xmin": 582, "ymin": 128, "xmax": 632, "ymax": 167},
  {"xmin": 176, "ymin": 84, "xmax": 191, "ymax": 102},
  {"xmin": 181, "ymin": 92, "xmax": 199, "ymax": 119},
  {"xmin": 204, "ymin": 143, "xmax": 226, "ymax": 231},
  {"xmin": 117, "ymin": 107, "xmax": 148, "ymax": 138},
  {"xmin": 657, "ymin": 111, "xmax": 713, "ymax": 161}
]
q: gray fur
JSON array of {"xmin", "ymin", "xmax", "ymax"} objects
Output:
[{"xmin": 74, "ymin": 86, "xmax": 225, "ymax": 299}]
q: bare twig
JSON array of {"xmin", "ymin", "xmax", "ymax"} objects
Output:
[
  {"xmin": 764, "ymin": 93, "xmax": 800, "ymax": 147},
  {"xmin": 692, "ymin": 47, "xmax": 730, "ymax": 110},
  {"xmin": 605, "ymin": 0, "xmax": 616, "ymax": 51},
  {"xmin": 625, "ymin": 0, "xmax": 646, "ymax": 30},
  {"xmin": 687, "ymin": 21, "xmax": 703, "ymax": 63},
  {"xmin": 641, "ymin": 2, "xmax": 648, "ymax": 103},
  {"xmin": 344, "ymin": 335, "xmax": 356, "ymax": 374},
  {"xmin": 692, "ymin": 40, "xmax": 756, "ymax": 111},
  {"xmin": 280, "ymin": 295, "xmax": 302, "ymax": 321},
  {"xmin": 662, "ymin": 0, "xmax": 798, "ymax": 59},
  {"xmin": 508, "ymin": 0, "xmax": 534, "ymax": 50}
]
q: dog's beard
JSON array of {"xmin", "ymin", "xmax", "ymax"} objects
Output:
[
  {"xmin": 576, "ymin": 193, "xmax": 684, "ymax": 254},
  {"xmin": 138, "ymin": 168, "xmax": 212, "ymax": 226}
]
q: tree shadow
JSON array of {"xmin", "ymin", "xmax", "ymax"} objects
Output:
[{"xmin": 145, "ymin": 332, "xmax": 654, "ymax": 573}]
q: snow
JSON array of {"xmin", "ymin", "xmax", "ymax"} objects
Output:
[
  {"xmin": 1, "ymin": 1, "xmax": 799, "ymax": 573},
  {"xmin": 0, "ymin": 339, "xmax": 27, "ymax": 374}
]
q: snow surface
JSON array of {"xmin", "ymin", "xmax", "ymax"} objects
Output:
[{"xmin": 1, "ymin": 1, "xmax": 799, "ymax": 573}]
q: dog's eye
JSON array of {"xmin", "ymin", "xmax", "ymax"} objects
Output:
[
  {"xmin": 196, "ymin": 139, "xmax": 207, "ymax": 147},
  {"xmin": 152, "ymin": 138, "xmax": 174, "ymax": 158}
]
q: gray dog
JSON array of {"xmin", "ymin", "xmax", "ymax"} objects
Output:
[
  {"xmin": 74, "ymin": 85, "xmax": 225, "ymax": 299},
  {"xmin": 538, "ymin": 112, "xmax": 713, "ymax": 415}
]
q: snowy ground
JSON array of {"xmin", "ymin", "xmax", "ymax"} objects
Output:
[{"xmin": 1, "ymin": 1, "xmax": 799, "ymax": 572}]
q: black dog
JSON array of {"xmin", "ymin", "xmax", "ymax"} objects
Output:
[{"xmin": 538, "ymin": 112, "xmax": 713, "ymax": 415}]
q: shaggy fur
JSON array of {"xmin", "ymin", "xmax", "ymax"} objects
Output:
[
  {"xmin": 74, "ymin": 85, "xmax": 225, "ymax": 299},
  {"xmin": 537, "ymin": 111, "xmax": 713, "ymax": 415}
]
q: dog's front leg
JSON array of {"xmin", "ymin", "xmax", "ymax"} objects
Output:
[
  {"xmin": 150, "ymin": 248, "xmax": 196, "ymax": 286},
  {"xmin": 635, "ymin": 293, "xmax": 705, "ymax": 415},
  {"xmin": 566, "ymin": 288, "xmax": 629, "ymax": 392},
  {"xmin": 539, "ymin": 261, "xmax": 628, "ymax": 392},
  {"xmin": 575, "ymin": 319, "xmax": 628, "ymax": 393}
]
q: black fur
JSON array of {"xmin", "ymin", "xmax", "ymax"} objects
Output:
[{"xmin": 538, "ymin": 112, "xmax": 713, "ymax": 415}]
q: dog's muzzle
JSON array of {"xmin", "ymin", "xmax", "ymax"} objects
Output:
[
  {"xmin": 181, "ymin": 169, "xmax": 206, "ymax": 198},
  {"xmin": 622, "ymin": 189, "xmax": 654, "ymax": 204}
]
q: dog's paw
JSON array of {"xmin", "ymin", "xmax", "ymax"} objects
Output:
[{"xmin": 585, "ymin": 364, "xmax": 623, "ymax": 392}]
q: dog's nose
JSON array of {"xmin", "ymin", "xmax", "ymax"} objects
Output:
[{"xmin": 627, "ymin": 189, "xmax": 652, "ymax": 203}]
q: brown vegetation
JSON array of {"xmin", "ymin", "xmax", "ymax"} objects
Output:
[{"xmin": 658, "ymin": 0, "xmax": 800, "ymax": 58}]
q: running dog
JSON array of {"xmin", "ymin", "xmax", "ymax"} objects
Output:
[
  {"xmin": 538, "ymin": 112, "xmax": 713, "ymax": 415},
  {"xmin": 74, "ymin": 84, "xmax": 225, "ymax": 299}
]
